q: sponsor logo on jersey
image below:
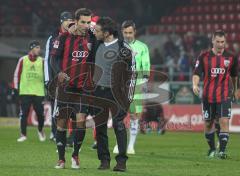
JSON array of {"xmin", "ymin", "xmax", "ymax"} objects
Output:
[
  {"xmin": 211, "ymin": 68, "xmax": 225, "ymax": 77},
  {"xmin": 72, "ymin": 51, "xmax": 89, "ymax": 58},
  {"xmin": 53, "ymin": 40, "xmax": 59, "ymax": 48}
]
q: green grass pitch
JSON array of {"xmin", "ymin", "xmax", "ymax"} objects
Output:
[{"xmin": 0, "ymin": 126, "xmax": 240, "ymax": 176}]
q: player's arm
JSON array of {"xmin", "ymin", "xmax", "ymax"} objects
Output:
[
  {"xmin": 141, "ymin": 43, "xmax": 151, "ymax": 80},
  {"xmin": 50, "ymin": 35, "xmax": 69, "ymax": 83},
  {"xmin": 192, "ymin": 55, "xmax": 204, "ymax": 96},
  {"xmin": 13, "ymin": 57, "xmax": 23, "ymax": 91},
  {"xmin": 230, "ymin": 56, "xmax": 239, "ymax": 100},
  {"xmin": 44, "ymin": 35, "xmax": 52, "ymax": 85},
  {"xmin": 192, "ymin": 75, "xmax": 200, "ymax": 96}
]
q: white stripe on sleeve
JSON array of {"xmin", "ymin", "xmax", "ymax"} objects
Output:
[{"xmin": 44, "ymin": 36, "xmax": 52, "ymax": 83}]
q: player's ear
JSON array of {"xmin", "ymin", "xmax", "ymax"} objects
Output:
[
  {"xmin": 134, "ymin": 29, "xmax": 137, "ymax": 35},
  {"xmin": 211, "ymin": 37, "xmax": 214, "ymax": 44}
]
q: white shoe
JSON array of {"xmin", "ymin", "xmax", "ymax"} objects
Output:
[
  {"xmin": 17, "ymin": 135, "xmax": 27, "ymax": 142},
  {"xmin": 113, "ymin": 145, "xmax": 119, "ymax": 154},
  {"xmin": 71, "ymin": 156, "xmax": 80, "ymax": 169},
  {"xmin": 49, "ymin": 132, "xmax": 56, "ymax": 141},
  {"xmin": 55, "ymin": 160, "xmax": 65, "ymax": 169},
  {"xmin": 127, "ymin": 147, "xmax": 135, "ymax": 154},
  {"xmin": 38, "ymin": 131, "xmax": 46, "ymax": 142}
]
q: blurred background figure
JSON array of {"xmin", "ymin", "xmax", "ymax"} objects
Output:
[
  {"xmin": 13, "ymin": 41, "xmax": 46, "ymax": 142},
  {"xmin": 140, "ymin": 102, "xmax": 167, "ymax": 135}
]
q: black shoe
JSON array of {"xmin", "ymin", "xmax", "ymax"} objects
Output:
[
  {"xmin": 98, "ymin": 160, "xmax": 110, "ymax": 170},
  {"xmin": 113, "ymin": 161, "xmax": 126, "ymax": 172}
]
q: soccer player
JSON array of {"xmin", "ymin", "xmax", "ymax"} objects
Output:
[
  {"xmin": 13, "ymin": 41, "xmax": 46, "ymax": 142},
  {"xmin": 44, "ymin": 11, "xmax": 74, "ymax": 141},
  {"xmin": 113, "ymin": 20, "xmax": 150, "ymax": 154},
  {"xmin": 193, "ymin": 30, "xmax": 238, "ymax": 159},
  {"xmin": 93, "ymin": 17, "xmax": 135, "ymax": 172},
  {"xmin": 50, "ymin": 8, "xmax": 95, "ymax": 169}
]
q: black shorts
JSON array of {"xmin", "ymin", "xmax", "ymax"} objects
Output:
[
  {"xmin": 53, "ymin": 87, "xmax": 89, "ymax": 119},
  {"xmin": 202, "ymin": 99, "xmax": 232, "ymax": 121}
]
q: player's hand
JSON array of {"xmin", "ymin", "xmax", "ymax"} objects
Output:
[
  {"xmin": 58, "ymin": 72, "xmax": 70, "ymax": 84},
  {"xmin": 234, "ymin": 90, "xmax": 239, "ymax": 101},
  {"xmin": 68, "ymin": 25, "xmax": 75, "ymax": 34},
  {"xmin": 11, "ymin": 89, "xmax": 18, "ymax": 96},
  {"xmin": 192, "ymin": 85, "xmax": 200, "ymax": 96}
]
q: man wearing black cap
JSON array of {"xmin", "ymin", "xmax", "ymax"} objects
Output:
[
  {"xmin": 13, "ymin": 41, "xmax": 46, "ymax": 142},
  {"xmin": 44, "ymin": 11, "xmax": 74, "ymax": 141}
]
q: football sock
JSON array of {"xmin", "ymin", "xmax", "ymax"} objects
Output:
[
  {"xmin": 72, "ymin": 128, "xmax": 86, "ymax": 157},
  {"xmin": 219, "ymin": 132, "xmax": 229, "ymax": 153},
  {"xmin": 205, "ymin": 131, "xmax": 215, "ymax": 151},
  {"xmin": 56, "ymin": 130, "xmax": 66, "ymax": 161},
  {"xmin": 128, "ymin": 119, "xmax": 139, "ymax": 149}
]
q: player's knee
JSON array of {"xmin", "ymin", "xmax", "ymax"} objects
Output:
[
  {"xmin": 219, "ymin": 118, "xmax": 229, "ymax": 132},
  {"xmin": 76, "ymin": 114, "xmax": 86, "ymax": 128},
  {"xmin": 76, "ymin": 121, "xmax": 86, "ymax": 128},
  {"xmin": 205, "ymin": 120, "xmax": 214, "ymax": 131},
  {"xmin": 56, "ymin": 118, "xmax": 67, "ymax": 130}
]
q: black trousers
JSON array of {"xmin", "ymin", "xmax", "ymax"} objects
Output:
[
  {"xmin": 19, "ymin": 95, "xmax": 44, "ymax": 136},
  {"xmin": 93, "ymin": 86, "xmax": 128, "ymax": 163}
]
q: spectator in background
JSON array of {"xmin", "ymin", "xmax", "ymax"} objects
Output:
[
  {"xmin": 164, "ymin": 35, "xmax": 179, "ymax": 58},
  {"xmin": 192, "ymin": 33, "xmax": 210, "ymax": 56},
  {"xmin": 165, "ymin": 53, "xmax": 177, "ymax": 81},
  {"xmin": 177, "ymin": 51, "xmax": 190, "ymax": 81},
  {"xmin": 232, "ymin": 42, "xmax": 240, "ymax": 56},
  {"xmin": 182, "ymin": 32, "xmax": 195, "ymax": 56},
  {"xmin": 0, "ymin": 80, "xmax": 7, "ymax": 117},
  {"xmin": 151, "ymin": 48, "xmax": 164, "ymax": 66}
]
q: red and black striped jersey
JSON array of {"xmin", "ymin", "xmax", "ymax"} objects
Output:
[
  {"xmin": 50, "ymin": 32, "xmax": 95, "ymax": 89},
  {"xmin": 193, "ymin": 49, "xmax": 238, "ymax": 103}
]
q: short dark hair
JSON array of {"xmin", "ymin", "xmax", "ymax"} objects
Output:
[
  {"xmin": 213, "ymin": 30, "xmax": 226, "ymax": 38},
  {"xmin": 121, "ymin": 20, "xmax": 136, "ymax": 30},
  {"xmin": 75, "ymin": 8, "xmax": 92, "ymax": 20},
  {"xmin": 96, "ymin": 16, "xmax": 118, "ymax": 37}
]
